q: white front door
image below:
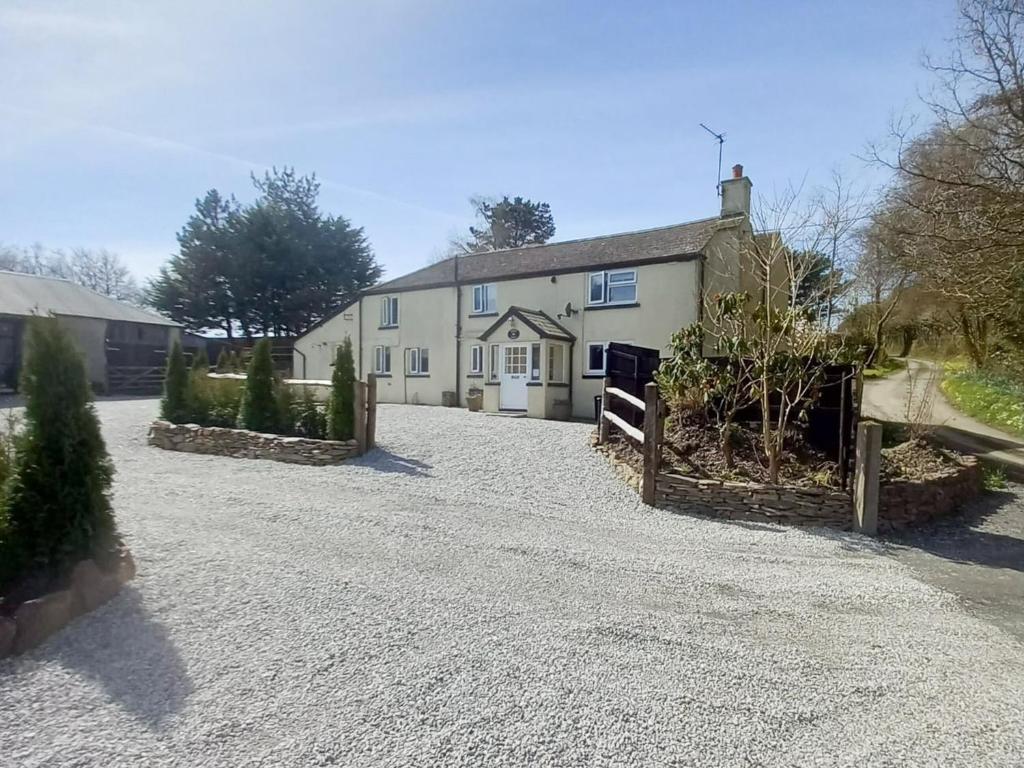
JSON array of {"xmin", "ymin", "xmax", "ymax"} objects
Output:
[{"xmin": 499, "ymin": 344, "xmax": 529, "ymax": 410}]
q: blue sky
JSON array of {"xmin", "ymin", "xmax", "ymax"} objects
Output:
[{"xmin": 0, "ymin": 1, "xmax": 955, "ymax": 282}]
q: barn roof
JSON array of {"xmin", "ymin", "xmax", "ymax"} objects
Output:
[{"xmin": 0, "ymin": 271, "xmax": 180, "ymax": 326}]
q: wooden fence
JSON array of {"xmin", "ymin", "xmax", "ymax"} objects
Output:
[{"xmin": 597, "ymin": 378, "xmax": 663, "ymax": 505}]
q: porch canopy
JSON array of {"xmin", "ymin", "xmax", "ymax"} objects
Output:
[{"xmin": 477, "ymin": 306, "xmax": 574, "ymax": 419}]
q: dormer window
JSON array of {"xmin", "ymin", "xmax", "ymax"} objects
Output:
[{"xmin": 588, "ymin": 269, "xmax": 637, "ymax": 306}]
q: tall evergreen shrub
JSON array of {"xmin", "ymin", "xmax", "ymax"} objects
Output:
[
  {"xmin": 239, "ymin": 339, "xmax": 278, "ymax": 432},
  {"xmin": 327, "ymin": 337, "xmax": 356, "ymax": 440},
  {"xmin": 0, "ymin": 318, "xmax": 116, "ymax": 590},
  {"xmin": 161, "ymin": 339, "xmax": 189, "ymax": 423},
  {"xmin": 188, "ymin": 346, "xmax": 211, "ymax": 424}
]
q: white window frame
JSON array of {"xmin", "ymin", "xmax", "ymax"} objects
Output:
[
  {"xmin": 472, "ymin": 283, "xmax": 497, "ymax": 314},
  {"xmin": 380, "ymin": 296, "xmax": 399, "ymax": 327},
  {"xmin": 585, "ymin": 341, "xmax": 608, "ymax": 375},
  {"xmin": 587, "ymin": 269, "xmax": 637, "ymax": 306},
  {"xmin": 585, "ymin": 340, "xmax": 634, "ymax": 375},
  {"xmin": 407, "ymin": 347, "xmax": 429, "ymax": 376},
  {"xmin": 470, "ymin": 344, "xmax": 484, "ymax": 374},
  {"xmin": 488, "ymin": 343, "xmax": 500, "ymax": 381},
  {"xmin": 547, "ymin": 344, "xmax": 566, "ymax": 383},
  {"xmin": 374, "ymin": 345, "xmax": 391, "ymax": 375}
]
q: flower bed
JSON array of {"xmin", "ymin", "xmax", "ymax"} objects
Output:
[
  {"xmin": 594, "ymin": 434, "xmax": 983, "ymax": 533},
  {"xmin": 148, "ymin": 420, "xmax": 360, "ymax": 466},
  {"xmin": 0, "ymin": 549, "xmax": 135, "ymax": 658}
]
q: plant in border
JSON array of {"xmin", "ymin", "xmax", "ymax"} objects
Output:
[
  {"xmin": 0, "ymin": 317, "xmax": 117, "ymax": 593},
  {"xmin": 239, "ymin": 339, "xmax": 279, "ymax": 433},
  {"xmin": 161, "ymin": 338, "xmax": 190, "ymax": 423},
  {"xmin": 327, "ymin": 337, "xmax": 355, "ymax": 440}
]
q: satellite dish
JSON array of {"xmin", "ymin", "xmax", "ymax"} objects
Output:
[{"xmin": 564, "ymin": 301, "xmax": 574, "ymax": 317}]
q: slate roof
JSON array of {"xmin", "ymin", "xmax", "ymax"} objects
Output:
[
  {"xmin": 0, "ymin": 271, "xmax": 180, "ymax": 326},
  {"xmin": 366, "ymin": 215, "xmax": 736, "ymax": 295},
  {"xmin": 478, "ymin": 306, "xmax": 575, "ymax": 342}
]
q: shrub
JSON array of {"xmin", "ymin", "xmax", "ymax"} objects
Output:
[
  {"xmin": 192, "ymin": 346, "xmax": 209, "ymax": 372},
  {"xmin": 239, "ymin": 339, "xmax": 278, "ymax": 433},
  {"xmin": 327, "ymin": 337, "xmax": 356, "ymax": 440},
  {"xmin": 296, "ymin": 390, "xmax": 327, "ymax": 439},
  {"xmin": 216, "ymin": 347, "xmax": 233, "ymax": 373},
  {"xmin": 275, "ymin": 379, "xmax": 296, "ymax": 436},
  {"xmin": 0, "ymin": 317, "xmax": 116, "ymax": 592},
  {"xmin": 982, "ymin": 463, "xmax": 1008, "ymax": 492},
  {"xmin": 161, "ymin": 338, "xmax": 190, "ymax": 423},
  {"xmin": 205, "ymin": 378, "xmax": 243, "ymax": 428}
]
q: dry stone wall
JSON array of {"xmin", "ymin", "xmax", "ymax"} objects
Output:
[
  {"xmin": 595, "ymin": 435, "xmax": 983, "ymax": 533},
  {"xmin": 149, "ymin": 420, "xmax": 359, "ymax": 466}
]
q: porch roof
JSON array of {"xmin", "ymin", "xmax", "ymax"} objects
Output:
[{"xmin": 478, "ymin": 306, "xmax": 575, "ymax": 342}]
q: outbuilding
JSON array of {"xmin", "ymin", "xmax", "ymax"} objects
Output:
[{"xmin": 0, "ymin": 271, "xmax": 181, "ymax": 393}]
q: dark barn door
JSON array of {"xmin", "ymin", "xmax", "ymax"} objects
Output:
[{"xmin": 0, "ymin": 317, "xmax": 22, "ymax": 391}]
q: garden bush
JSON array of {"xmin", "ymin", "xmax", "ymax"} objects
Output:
[
  {"xmin": 161, "ymin": 339, "xmax": 190, "ymax": 423},
  {"xmin": 239, "ymin": 339, "xmax": 278, "ymax": 433},
  {"xmin": 0, "ymin": 317, "xmax": 117, "ymax": 593},
  {"xmin": 275, "ymin": 380, "xmax": 296, "ymax": 436},
  {"xmin": 327, "ymin": 338, "xmax": 355, "ymax": 440},
  {"xmin": 295, "ymin": 390, "xmax": 327, "ymax": 439}
]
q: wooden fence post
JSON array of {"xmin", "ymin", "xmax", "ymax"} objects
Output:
[
  {"xmin": 353, "ymin": 381, "xmax": 367, "ymax": 455},
  {"xmin": 853, "ymin": 420, "xmax": 881, "ymax": 535},
  {"xmin": 642, "ymin": 382, "xmax": 660, "ymax": 506},
  {"xmin": 598, "ymin": 377, "xmax": 611, "ymax": 444},
  {"xmin": 365, "ymin": 374, "xmax": 377, "ymax": 450}
]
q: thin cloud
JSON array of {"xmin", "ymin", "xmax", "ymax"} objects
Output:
[
  {"xmin": 1, "ymin": 104, "xmax": 462, "ymax": 222},
  {"xmin": 0, "ymin": 6, "xmax": 136, "ymax": 39}
]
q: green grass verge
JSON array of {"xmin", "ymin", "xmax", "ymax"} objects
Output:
[
  {"xmin": 862, "ymin": 357, "xmax": 907, "ymax": 379},
  {"xmin": 941, "ymin": 368, "xmax": 1024, "ymax": 437}
]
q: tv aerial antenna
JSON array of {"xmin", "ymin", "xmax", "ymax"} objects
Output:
[{"xmin": 699, "ymin": 123, "xmax": 726, "ymax": 196}]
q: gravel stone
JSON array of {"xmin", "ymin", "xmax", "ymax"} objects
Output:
[{"xmin": 1, "ymin": 399, "xmax": 1023, "ymax": 766}]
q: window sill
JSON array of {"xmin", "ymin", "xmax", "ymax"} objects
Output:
[
  {"xmin": 547, "ymin": 381, "xmax": 570, "ymax": 388},
  {"xmin": 584, "ymin": 302, "xmax": 640, "ymax": 312},
  {"xmin": 466, "ymin": 373, "xmax": 484, "ymax": 379},
  {"xmin": 468, "ymin": 311, "xmax": 499, "ymax": 318},
  {"xmin": 526, "ymin": 382, "xmax": 543, "ymax": 388},
  {"xmin": 484, "ymin": 381, "xmax": 500, "ymax": 386},
  {"xmin": 378, "ymin": 325, "xmax": 399, "ymax": 330},
  {"xmin": 582, "ymin": 373, "xmax": 606, "ymax": 379},
  {"xmin": 374, "ymin": 373, "xmax": 393, "ymax": 378},
  {"xmin": 405, "ymin": 374, "xmax": 430, "ymax": 378}
]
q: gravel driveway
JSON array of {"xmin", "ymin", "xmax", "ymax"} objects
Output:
[{"xmin": 1, "ymin": 399, "xmax": 1023, "ymax": 766}]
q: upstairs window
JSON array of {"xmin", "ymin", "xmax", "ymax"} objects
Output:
[
  {"xmin": 588, "ymin": 269, "xmax": 637, "ymax": 306},
  {"xmin": 380, "ymin": 296, "xmax": 399, "ymax": 327},
  {"xmin": 407, "ymin": 347, "xmax": 430, "ymax": 375},
  {"xmin": 472, "ymin": 283, "xmax": 497, "ymax": 314}
]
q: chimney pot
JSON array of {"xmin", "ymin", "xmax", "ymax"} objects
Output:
[{"xmin": 732, "ymin": 164, "xmax": 744, "ymax": 179}]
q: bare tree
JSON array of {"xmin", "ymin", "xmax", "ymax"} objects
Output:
[{"xmin": 0, "ymin": 243, "xmax": 142, "ymax": 304}]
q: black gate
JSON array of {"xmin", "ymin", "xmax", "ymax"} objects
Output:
[{"xmin": 603, "ymin": 342, "xmax": 662, "ymax": 429}]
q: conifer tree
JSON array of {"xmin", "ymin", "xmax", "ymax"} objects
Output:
[
  {"xmin": 216, "ymin": 347, "xmax": 232, "ymax": 372},
  {"xmin": 239, "ymin": 339, "xmax": 278, "ymax": 432},
  {"xmin": 327, "ymin": 337, "xmax": 356, "ymax": 440},
  {"xmin": 0, "ymin": 318, "xmax": 116, "ymax": 590},
  {"xmin": 160, "ymin": 339, "xmax": 189, "ymax": 423}
]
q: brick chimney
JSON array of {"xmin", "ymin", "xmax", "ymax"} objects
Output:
[{"xmin": 721, "ymin": 164, "xmax": 751, "ymax": 217}]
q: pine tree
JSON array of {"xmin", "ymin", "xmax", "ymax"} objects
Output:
[
  {"xmin": 0, "ymin": 317, "xmax": 116, "ymax": 590},
  {"xmin": 327, "ymin": 337, "xmax": 356, "ymax": 440},
  {"xmin": 239, "ymin": 339, "xmax": 278, "ymax": 432},
  {"xmin": 160, "ymin": 339, "xmax": 189, "ymax": 423}
]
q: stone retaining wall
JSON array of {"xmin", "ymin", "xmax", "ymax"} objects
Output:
[
  {"xmin": 654, "ymin": 471, "xmax": 853, "ymax": 528},
  {"xmin": 148, "ymin": 420, "xmax": 360, "ymax": 466},
  {"xmin": 595, "ymin": 436, "xmax": 983, "ymax": 533},
  {"xmin": 879, "ymin": 456, "xmax": 982, "ymax": 532},
  {"xmin": 0, "ymin": 551, "xmax": 136, "ymax": 658}
]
